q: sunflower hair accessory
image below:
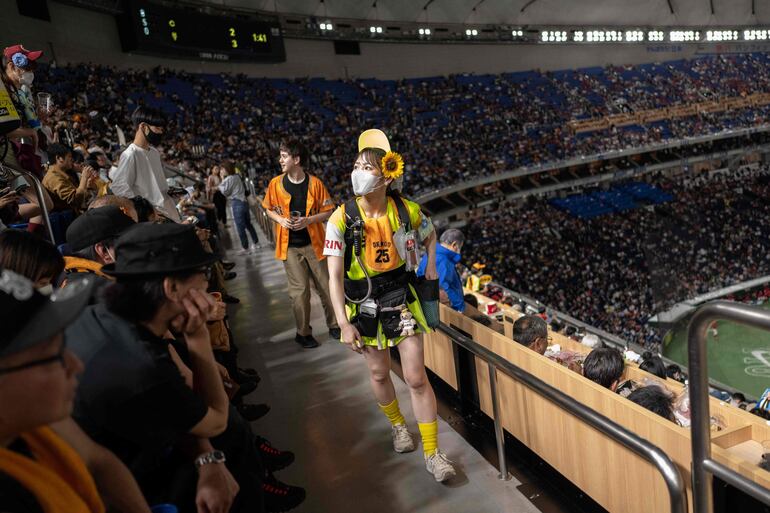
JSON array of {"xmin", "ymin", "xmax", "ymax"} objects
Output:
[{"xmin": 381, "ymin": 151, "xmax": 404, "ymax": 180}]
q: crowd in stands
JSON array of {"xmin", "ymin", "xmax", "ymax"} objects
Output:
[
  {"xmin": 26, "ymin": 52, "xmax": 770, "ymax": 200},
  {"xmin": 1, "ymin": 44, "xmax": 303, "ymax": 513},
  {"xmin": 467, "ymin": 168, "xmax": 770, "ymax": 348}
]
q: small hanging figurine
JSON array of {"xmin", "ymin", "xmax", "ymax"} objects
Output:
[{"xmin": 399, "ymin": 308, "xmax": 417, "ymax": 337}]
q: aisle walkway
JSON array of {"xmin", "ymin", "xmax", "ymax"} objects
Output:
[{"xmin": 223, "ymin": 223, "xmax": 541, "ymax": 513}]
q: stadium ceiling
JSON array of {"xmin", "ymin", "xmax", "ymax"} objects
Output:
[{"xmin": 203, "ymin": 0, "xmax": 770, "ymax": 25}]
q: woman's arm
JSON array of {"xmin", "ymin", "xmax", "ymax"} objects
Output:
[{"xmin": 327, "ymin": 255, "xmax": 362, "ymax": 351}]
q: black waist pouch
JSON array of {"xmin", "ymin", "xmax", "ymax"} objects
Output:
[
  {"xmin": 379, "ymin": 287, "xmax": 409, "ymax": 339},
  {"xmin": 351, "ymin": 309, "xmax": 379, "ymax": 338}
]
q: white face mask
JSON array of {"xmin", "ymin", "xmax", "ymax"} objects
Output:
[
  {"xmin": 37, "ymin": 283, "xmax": 53, "ymax": 295},
  {"xmin": 19, "ymin": 71, "xmax": 34, "ymax": 87},
  {"xmin": 351, "ymin": 170, "xmax": 383, "ymax": 196}
]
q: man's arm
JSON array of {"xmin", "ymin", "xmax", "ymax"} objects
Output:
[
  {"xmin": 175, "ymin": 290, "xmax": 230, "ymax": 438},
  {"xmin": 438, "ymin": 261, "xmax": 466, "ymax": 312},
  {"xmin": 265, "ymin": 204, "xmax": 293, "ymax": 229},
  {"xmin": 110, "ymin": 151, "xmax": 137, "ymax": 198},
  {"xmin": 187, "ymin": 438, "xmax": 239, "ymax": 513},
  {"xmin": 50, "ymin": 418, "xmax": 151, "ymax": 513}
]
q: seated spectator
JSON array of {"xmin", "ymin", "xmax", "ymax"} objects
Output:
[
  {"xmin": 88, "ymin": 194, "xmax": 139, "ymax": 222},
  {"xmin": 627, "ymin": 385, "xmax": 676, "ymax": 422},
  {"xmin": 666, "ymin": 364, "xmax": 683, "ymax": 382},
  {"xmin": 0, "ymin": 166, "xmax": 53, "ymax": 235},
  {"xmin": 0, "ymin": 229, "xmax": 63, "ymax": 293},
  {"xmin": 512, "ymin": 314, "xmax": 548, "ymax": 355},
  {"xmin": 63, "ymin": 206, "xmax": 135, "ymax": 292},
  {"xmin": 639, "ymin": 352, "xmax": 668, "ymax": 379},
  {"xmin": 0, "ymin": 268, "xmax": 150, "ymax": 512},
  {"xmin": 129, "ymin": 196, "xmax": 159, "ymax": 223},
  {"xmin": 109, "ymin": 107, "xmax": 180, "ymax": 221},
  {"xmin": 582, "ymin": 347, "xmax": 625, "ymax": 391},
  {"xmin": 42, "ymin": 143, "xmax": 98, "ymax": 214},
  {"xmin": 418, "ymin": 228, "xmax": 465, "ymax": 313},
  {"xmin": 66, "ymin": 223, "xmax": 304, "ymax": 512}
]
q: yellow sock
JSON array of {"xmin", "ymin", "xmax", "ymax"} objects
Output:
[
  {"xmin": 378, "ymin": 399, "xmax": 406, "ymax": 426},
  {"xmin": 418, "ymin": 420, "xmax": 438, "ymax": 456}
]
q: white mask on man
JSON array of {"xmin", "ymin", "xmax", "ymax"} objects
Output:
[{"xmin": 351, "ymin": 170, "xmax": 384, "ymax": 196}]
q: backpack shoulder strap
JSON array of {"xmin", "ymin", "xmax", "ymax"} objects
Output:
[
  {"xmin": 389, "ymin": 192, "xmax": 412, "ymax": 233},
  {"xmin": 343, "ymin": 199, "xmax": 360, "ymax": 272}
]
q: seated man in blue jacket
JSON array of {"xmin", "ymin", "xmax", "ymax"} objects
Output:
[{"xmin": 418, "ymin": 228, "xmax": 465, "ymax": 313}]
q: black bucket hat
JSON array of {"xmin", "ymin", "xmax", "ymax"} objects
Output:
[
  {"xmin": 102, "ymin": 222, "xmax": 217, "ymax": 278},
  {"xmin": 0, "ymin": 269, "xmax": 93, "ymax": 358},
  {"xmin": 66, "ymin": 205, "xmax": 136, "ymax": 252}
]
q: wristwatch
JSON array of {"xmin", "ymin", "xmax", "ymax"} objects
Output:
[{"xmin": 194, "ymin": 450, "xmax": 226, "ymax": 470}]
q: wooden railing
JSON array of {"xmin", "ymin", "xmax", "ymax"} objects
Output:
[{"xmin": 423, "ymin": 303, "xmax": 770, "ymax": 513}]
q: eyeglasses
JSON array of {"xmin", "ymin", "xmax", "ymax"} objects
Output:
[{"xmin": 0, "ymin": 340, "xmax": 67, "ymax": 376}]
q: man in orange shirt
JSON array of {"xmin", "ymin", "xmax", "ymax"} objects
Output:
[{"xmin": 262, "ymin": 140, "xmax": 340, "ymax": 348}]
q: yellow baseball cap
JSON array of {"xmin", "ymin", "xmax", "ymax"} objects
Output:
[{"xmin": 358, "ymin": 129, "xmax": 391, "ymax": 152}]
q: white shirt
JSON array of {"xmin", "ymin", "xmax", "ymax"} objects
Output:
[
  {"xmin": 110, "ymin": 143, "xmax": 180, "ymax": 221},
  {"xmin": 218, "ymin": 174, "xmax": 246, "ymax": 202}
]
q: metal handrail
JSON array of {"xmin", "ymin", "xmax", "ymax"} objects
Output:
[
  {"xmin": 437, "ymin": 322, "xmax": 688, "ymax": 513},
  {"xmin": 687, "ymin": 301, "xmax": 770, "ymax": 513},
  {"xmin": 162, "ymin": 164, "xmax": 206, "ymax": 186},
  {"xmin": 0, "ymin": 161, "xmax": 55, "ymax": 243}
]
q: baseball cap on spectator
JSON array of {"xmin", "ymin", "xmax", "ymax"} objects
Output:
[
  {"xmin": 66, "ymin": 206, "xmax": 135, "ymax": 252},
  {"xmin": 0, "ymin": 268, "xmax": 92, "ymax": 358},
  {"xmin": 3, "ymin": 45, "xmax": 43, "ymax": 69},
  {"xmin": 102, "ymin": 223, "xmax": 217, "ymax": 277}
]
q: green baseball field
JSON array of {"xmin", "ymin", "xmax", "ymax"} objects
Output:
[{"xmin": 663, "ymin": 303, "xmax": 770, "ymax": 399}]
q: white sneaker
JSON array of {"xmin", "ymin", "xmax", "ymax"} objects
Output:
[
  {"xmin": 236, "ymin": 248, "xmax": 249, "ymax": 256},
  {"xmin": 392, "ymin": 424, "xmax": 415, "ymax": 453},
  {"xmin": 425, "ymin": 450, "xmax": 456, "ymax": 482},
  {"xmin": 249, "ymin": 243, "xmax": 261, "ymax": 253}
]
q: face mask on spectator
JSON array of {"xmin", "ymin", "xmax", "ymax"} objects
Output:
[
  {"xmin": 18, "ymin": 71, "xmax": 34, "ymax": 87},
  {"xmin": 351, "ymin": 170, "xmax": 385, "ymax": 196},
  {"xmin": 143, "ymin": 126, "xmax": 163, "ymax": 146}
]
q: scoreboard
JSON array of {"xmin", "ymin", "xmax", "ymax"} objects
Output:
[{"xmin": 117, "ymin": 0, "xmax": 286, "ymax": 62}]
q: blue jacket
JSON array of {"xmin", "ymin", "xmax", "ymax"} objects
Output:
[{"xmin": 417, "ymin": 244, "xmax": 465, "ymax": 312}]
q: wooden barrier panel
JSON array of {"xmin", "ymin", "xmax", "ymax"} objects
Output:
[{"xmin": 423, "ymin": 304, "xmax": 770, "ymax": 513}]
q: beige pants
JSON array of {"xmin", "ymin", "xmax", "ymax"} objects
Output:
[{"xmin": 283, "ymin": 245, "xmax": 338, "ymax": 336}]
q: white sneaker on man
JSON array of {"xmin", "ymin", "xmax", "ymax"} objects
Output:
[
  {"xmin": 236, "ymin": 248, "xmax": 249, "ymax": 256},
  {"xmin": 425, "ymin": 450, "xmax": 456, "ymax": 482},
  {"xmin": 392, "ymin": 424, "xmax": 415, "ymax": 453},
  {"xmin": 249, "ymin": 243, "xmax": 261, "ymax": 253}
]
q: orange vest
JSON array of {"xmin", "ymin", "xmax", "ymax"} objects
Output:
[
  {"xmin": 261, "ymin": 173, "xmax": 335, "ymax": 261},
  {"xmin": 0, "ymin": 426, "xmax": 105, "ymax": 513}
]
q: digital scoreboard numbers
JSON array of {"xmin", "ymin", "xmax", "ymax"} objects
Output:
[{"xmin": 117, "ymin": 0, "xmax": 286, "ymax": 63}]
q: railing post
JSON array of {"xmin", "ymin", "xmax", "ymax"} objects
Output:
[
  {"xmin": 488, "ymin": 362, "xmax": 511, "ymax": 481},
  {"xmin": 687, "ymin": 305, "xmax": 715, "ymax": 513},
  {"xmin": 687, "ymin": 301, "xmax": 770, "ymax": 512}
]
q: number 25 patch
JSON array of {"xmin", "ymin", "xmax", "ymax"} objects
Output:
[{"xmin": 366, "ymin": 240, "xmax": 397, "ymax": 272}]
